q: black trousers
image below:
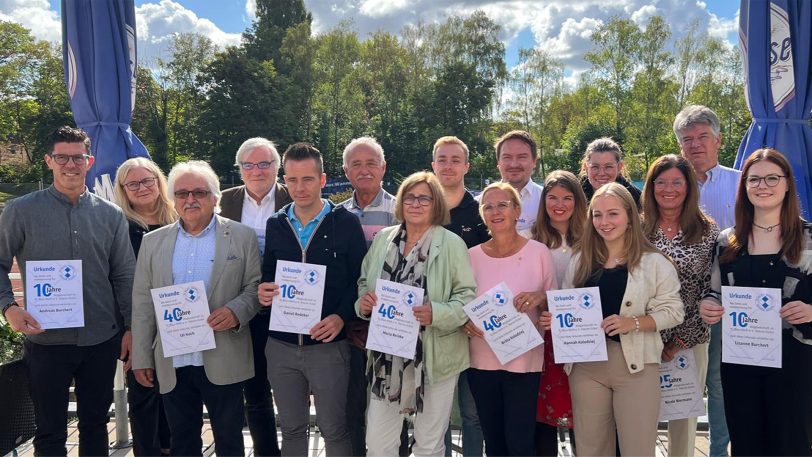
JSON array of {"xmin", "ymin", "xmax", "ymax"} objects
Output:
[
  {"xmin": 721, "ymin": 331, "xmax": 812, "ymax": 456},
  {"xmin": 162, "ymin": 366, "xmax": 245, "ymax": 457},
  {"xmin": 244, "ymin": 312, "xmax": 281, "ymax": 456},
  {"xmin": 126, "ymin": 369, "xmax": 170, "ymax": 456},
  {"xmin": 24, "ymin": 335, "xmax": 120, "ymax": 457},
  {"xmin": 467, "ymin": 368, "xmax": 540, "ymax": 456}
]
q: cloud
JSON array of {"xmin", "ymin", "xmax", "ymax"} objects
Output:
[
  {"xmin": 136, "ymin": 0, "xmax": 242, "ymax": 63},
  {"xmin": 0, "ymin": 0, "xmax": 61, "ymax": 43},
  {"xmin": 0, "ymin": 0, "xmax": 241, "ymax": 66}
]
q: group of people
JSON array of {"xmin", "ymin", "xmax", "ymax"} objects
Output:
[{"xmin": 0, "ymin": 103, "xmax": 811, "ymax": 457}]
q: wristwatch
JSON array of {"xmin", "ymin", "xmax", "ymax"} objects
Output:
[{"xmin": 1, "ymin": 302, "xmax": 19, "ymax": 319}]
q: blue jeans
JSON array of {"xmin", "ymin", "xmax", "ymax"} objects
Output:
[
  {"xmin": 707, "ymin": 322, "xmax": 729, "ymax": 456},
  {"xmin": 444, "ymin": 370, "xmax": 484, "ymax": 456}
]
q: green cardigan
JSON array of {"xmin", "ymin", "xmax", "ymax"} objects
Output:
[{"xmin": 355, "ymin": 224, "xmax": 477, "ymax": 384}]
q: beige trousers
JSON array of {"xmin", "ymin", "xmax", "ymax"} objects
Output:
[
  {"xmin": 666, "ymin": 342, "xmax": 710, "ymax": 457},
  {"xmin": 569, "ymin": 339, "xmax": 661, "ymax": 456}
]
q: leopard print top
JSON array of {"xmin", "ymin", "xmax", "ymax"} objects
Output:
[{"xmin": 651, "ymin": 222, "xmax": 720, "ymax": 348}]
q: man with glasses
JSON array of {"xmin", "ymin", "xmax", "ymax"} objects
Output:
[
  {"xmin": 220, "ymin": 137, "xmax": 291, "ymax": 456},
  {"xmin": 131, "ymin": 160, "xmax": 261, "ymax": 456},
  {"xmin": 0, "ymin": 126, "xmax": 135, "ymax": 455},
  {"xmin": 674, "ymin": 105, "xmax": 740, "ymax": 457}
]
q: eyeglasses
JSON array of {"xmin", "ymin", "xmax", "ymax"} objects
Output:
[
  {"xmin": 50, "ymin": 153, "xmax": 91, "ymax": 165},
  {"xmin": 588, "ymin": 164, "xmax": 617, "ymax": 174},
  {"xmin": 746, "ymin": 174, "xmax": 785, "ymax": 188},
  {"xmin": 240, "ymin": 161, "xmax": 275, "ymax": 170},
  {"xmin": 653, "ymin": 178, "xmax": 686, "ymax": 189},
  {"xmin": 174, "ymin": 189, "xmax": 211, "ymax": 200},
  {"xmin": 123, "ymin": 177, "xmax": 157, "ymax": 191},
  {"xmin": 482, "ymin": 201, "xmax": 513, "ymax": 213},
  {"xmin": 403, "ymin": 195, "xmax": 434, "ymax": 207}
]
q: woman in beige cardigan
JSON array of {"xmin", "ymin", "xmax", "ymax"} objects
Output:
[{"xmin": 540, "ymin": 182, "xmax": 684, "ymax": 456}]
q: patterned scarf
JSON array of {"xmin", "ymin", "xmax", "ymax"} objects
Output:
[{"xmin": 369, "ymin": 224, "xmax": 432, "ymax": 414}]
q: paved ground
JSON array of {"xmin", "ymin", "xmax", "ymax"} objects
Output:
[{"xmin": 9, "ymin": 420, "xmax": 715, "ymax": 457}]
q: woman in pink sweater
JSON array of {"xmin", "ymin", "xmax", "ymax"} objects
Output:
[{"xmin": 463, "ymin": 182, "xmax": 557, "ymax": 456}]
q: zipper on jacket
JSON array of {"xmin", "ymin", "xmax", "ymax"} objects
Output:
[{"xmin": 284, "ymin": 209, "xmax": 329, "ymax": 346}]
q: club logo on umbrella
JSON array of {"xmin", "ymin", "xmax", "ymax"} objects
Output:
[
  {"xmin": 580, "ymin": 293, "xmax": 594, "ymax": 310},
  {"xmin": 304, "ymin": 269, "xmax": 320, "ymax": 286},
  {"xmin": 185, "ymin": 287, "xmax": 200, "ymax": 303},
  {"xmin": 60, "ymin": 265, "xmax": 77, "ymax": 281},
  {"xmin": 757, "ymin": 294, "xmax": 774, "ymax": 312}
]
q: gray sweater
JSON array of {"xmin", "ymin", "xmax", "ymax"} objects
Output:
[{"xmin": 0, "ymin": 186, "xmax": 135, "ymax": 346}]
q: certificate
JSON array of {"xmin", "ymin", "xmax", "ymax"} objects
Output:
[
  {"xmin": 721, "ymin": 286, "xmax": 782, "ymax": 368},
  {"xmin": 463, "ymin": 282, "xmax": 543, "ymax": 365},
  {"xmin": 150, "ymin": 281, "xmax": 216, "ymax": 357},
  {"xmin": 546, "ymin": 287, "xmax": 608, "ymax": 363},
  {"xmin": 366, "ymin": 279, "xmax": 423, "ymax": 359},
  {"xmin": 269, "ymin": 260, "xmax": 326, "ymax": 335},
  {"xmin": 25, "ymin": 260, "xmax": 84, "ymax": 329},
  {"xmin": 658, "ymin": 349, "xmax": 705, "ymax": 421}
]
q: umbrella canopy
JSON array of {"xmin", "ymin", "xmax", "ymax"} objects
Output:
[
  {"xmin": 737, "ymin": 0, "xmax": 812, "ymax": 217},
  {"xmin": 62, "ymin": 0, "xmax": 149, "ymax": 199}
]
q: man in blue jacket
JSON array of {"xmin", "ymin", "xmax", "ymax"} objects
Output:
[{"xmin": 258, "ymin": 143, "xmax": 367, "ymax": 456}]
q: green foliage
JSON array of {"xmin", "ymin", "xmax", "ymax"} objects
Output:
[
  {"xmin": 0, "ymin": 321, "xmax": 23, "ymax": 363},
  {"xmin": 327, "ymin": 189, "xmax": 353, "ymax": 204}
]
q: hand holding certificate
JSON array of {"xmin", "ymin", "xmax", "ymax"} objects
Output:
[
  {"xmin": 25, "ymin": 260, "xmax": 84, "ymax": 329},
  {"xmin": 269, "ymin": 260, "xmax": 327, "ymax": 335},
  {"xmin": 366, "ymin": 279, "xmax": 424, "ymax": 359},
  {"xmin": 463, "ymin": 282, "xmax": 543, "ymax": 365},
  {"xmin": 721, "ymin": 286, "xmax": 782, "ymax": 368},
  {"xmin": 546, "ymin": 287, "xmax": 608, "ymax": 363},
  {"xmin": 151, "ymin": 280, "xmax": 216, "ymax": 357}
]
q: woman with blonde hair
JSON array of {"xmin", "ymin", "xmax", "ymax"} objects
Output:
[
  {"xmin": 462, "ymin": 181, "xmax": 556, "ymax": 455},
  {"xmin": 529, "ymin": 170, "xmax": 587, "ymax": 456},
  {"xmin": 357, "ymin": 171, "xmax": 477, "ymax": 456},
  {"xmin": 641, "ymin": 154, "xmax": 718, "ymax": 457},
  {"xmin": 114, "ymin": 157, "xmax": 176, "ymax": 456},
  {"xmin": 700, "ymin": 148, "xmax": 812, "ymax": 455},
  {"xmin": 540, "ymin": 182, "xmax": 683, "ymax": 456}
]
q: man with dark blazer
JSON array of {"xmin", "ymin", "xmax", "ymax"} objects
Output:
[{"xmin": 219, "ymin": 137, "xmax": 291, "ymax": 457}]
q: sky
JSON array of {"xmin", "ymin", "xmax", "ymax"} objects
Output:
[{"xmin": 0, "ymin": 0, "xmax": 740, "ymax": 74}]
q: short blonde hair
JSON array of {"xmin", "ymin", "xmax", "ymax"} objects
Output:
[
  {"xmin": 114, "ymin": 157, "xmax": 177, "ymax": 228},
  {"xmin": 394, "ymin": 171, "xmax": 450, "ymax": 226},
  {"xmin": 432, "ymin": 136, "xmax": 469, "ymax": 162},
  {"xmin": 478, "ymin": 182, "xmax": 521, "ymax": 223}
]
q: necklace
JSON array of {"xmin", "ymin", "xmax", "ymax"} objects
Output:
[{"xmin": 753, "ymin": 222, "xmax": 780, "ymax": 232}]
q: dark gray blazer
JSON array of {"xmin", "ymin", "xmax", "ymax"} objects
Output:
[{"xmin": 219, "ymin": 183, "xmax": 292, "ymax": 222}]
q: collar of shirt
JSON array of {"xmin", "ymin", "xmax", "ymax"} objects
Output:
[
  {"xmin": 519, "ymin": 180, "xmax": 543, "ymax": 199},
  {"xmin": 178, "ymin": 214, "xmax": 217, "ymax": 238},
  {"xmin": 287, "ymin": 199, "xmax": 331, "ymax": 245},
  {"xmin": 243, "ymin": 185, "xmax": 276, "ymax": 209},
  {"xmin": 349, "ymin": 187, "xmax": 385, "ymax": 210},
  {"xmin": 47, "ymin": 184, "xmax": 91, "ymax": 206},
  {"xmin": 704, "ymin": 162, "xmax": 722, "ymax": 184}
]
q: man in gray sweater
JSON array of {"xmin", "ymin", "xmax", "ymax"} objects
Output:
[{"xmin": 0, "ymin": 126, "xmax": 135, "ymax": 456}]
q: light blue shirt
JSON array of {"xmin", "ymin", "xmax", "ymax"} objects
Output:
[
  {"xmin": 698, "ymin": 163, "xmax": 741, "ymax": 230},
  {"xmin": 171, "ymin": 215, "xmax": 216, "ymax": 368},
  {"xmin": 287, "ymin": 199, "xmax": 331, "ymax": 248}
]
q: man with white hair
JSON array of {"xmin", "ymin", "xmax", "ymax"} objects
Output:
[
  {"xmin": 674, "ymin": 105, "xmax": 739, "ymax": 457},
  {"xmin": 338, "ymin": 136, "xmax": 399, "ymax": 455},
  {"xmin": 220, "ymin": 137, "xmax": 291, "ymax": 456},
  {"xmin": 132, "ymin": 160, "xmax": 261, "ymax": 457}
]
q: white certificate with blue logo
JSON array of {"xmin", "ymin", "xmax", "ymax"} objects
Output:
[
  {"xmin": 366, "ymin": 279, "xmax": 423, "ymax": 359},
  {"xmin": 269, "ymin": 260, "xmax": 326, "ymax": 335},
  {"xmin": 25, "ymin": 260, "xmax": 84, "ymax": 329},
  {"xmin": 721, "ymin": 286, "xmax": 782, "ymax": 368},
  {"xmin": 546, "ymin": 287, "xmax": 608, "ymax": 363},
  {"xmin": 150, "ymin": 280, "xmax": 215, "ymax": 358},
  {"xmin": 463, "ymin": 282, "xmax": 543, "ymax": 365},
  {"xmin": 658, "ymin": 349, "xmax": 705, "ymax": 421}
]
